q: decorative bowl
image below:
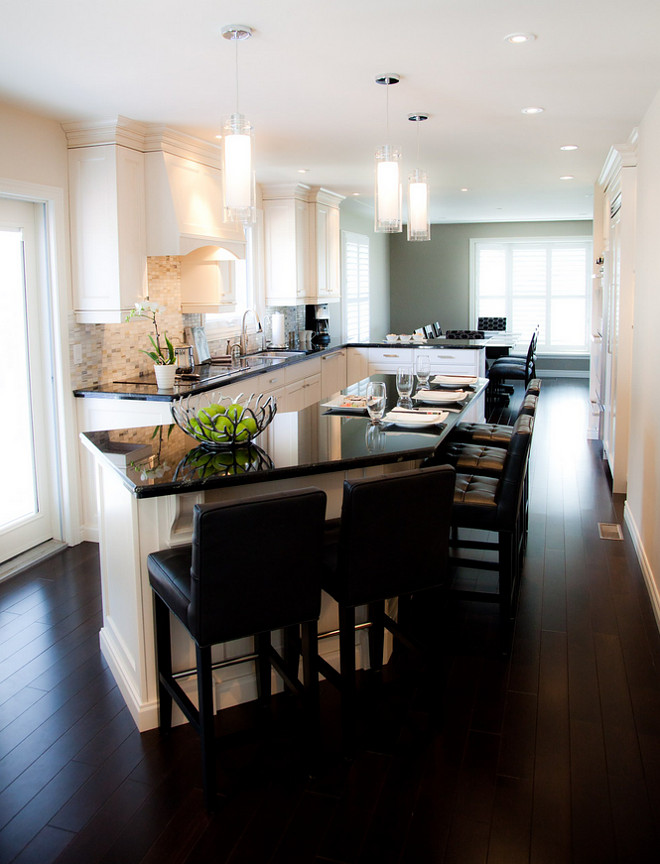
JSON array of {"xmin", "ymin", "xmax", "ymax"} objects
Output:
[
  {"xmin": 385, "ymin": 334, "xmax": 399, "ymax": 342},
  {"xmin": 171, "ymin": 391, "xmax": 277, "ymax": 449},
  {"xmin": 399, "ymin": 334, "xmax": 412, "ymax": 342}
]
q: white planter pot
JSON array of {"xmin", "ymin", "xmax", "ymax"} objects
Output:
[{"xmin": 154, "ymin": 363, "xmax": 177, "ymax": 389}]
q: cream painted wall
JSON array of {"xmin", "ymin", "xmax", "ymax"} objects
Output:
[
  {"xmin": 625, "ymin": 90, "xmax": 660, "ymax": 620},
  {"xmin": 0, "ymin": 101, "xmax": 68, "ymax": 187}
]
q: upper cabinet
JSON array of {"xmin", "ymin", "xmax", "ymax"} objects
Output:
[
  {"xmin": 65, "ymin": 120, "xmax": 148, "ymax": 324},
  {"xmin": 262, "ymin": 184, "xmax": 344, "ymax": 306},
  {"xmin": 63, "ymin": 117, "xmax": 246, "ymax": 323}
]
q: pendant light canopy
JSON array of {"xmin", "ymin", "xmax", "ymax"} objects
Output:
[
  {"xmin": 374, "ymin": 74, "xmax": 402, "ymax": 233},
  {"xmin": 221, "ymin": 24, "xmax": 256, "ymax": 225},
  {"xmin": 407, "ymin": 113, "xmax": 431, "ymax": 242}
]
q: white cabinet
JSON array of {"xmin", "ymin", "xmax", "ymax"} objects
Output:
[
  {"xmin": 262, "ymin": 184, "xmax": 343, "ymax": 306},
  {"xmin": 368, "ymin": 346, "xmax": 415, "ymax": 374},
  {"xmin": 321, "ymin": 349, "xmax": 347, "ymax": 397},
  {"xmin": 67, "ymin": 143, "xmax": 147, "ymax": 324},
  {"xmin": 346, "ymin": 346, "xmax": 369, "ymax": 385},
  {"xmin": 368, "ymin": 347, "xmax": 485, "ymax": 377}
]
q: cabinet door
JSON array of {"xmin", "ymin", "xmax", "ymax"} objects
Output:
[
  {"xmin": 314, "ymin": 202, "xmax": 340, "ymax": 301},
  {"xmin": 263, "ymin": 197, "xmax": 308, "ymax": 306},
  {"xmin": 69, "ymin": 144, "xmax": 146, "ymax": 323},
  {"xmin": 346, "ymin": 347, "xmax": 369, "ymax": 385},
  {"xmin": 321, "ymin": 349, "xmax": 346, "ymax": 397}
]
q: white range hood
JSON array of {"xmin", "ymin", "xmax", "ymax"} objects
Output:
[{"xmin": 143, "ymin": 127, "xmax": 246, "ymax": 259}]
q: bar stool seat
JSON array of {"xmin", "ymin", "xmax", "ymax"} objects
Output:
[
  {"xmin": 147, "ymin": 487, "xmax": 327, "ymax": 811},
  {"xmin": 318, "ymin": 466, "xmax": 456, "ymax": 747}
]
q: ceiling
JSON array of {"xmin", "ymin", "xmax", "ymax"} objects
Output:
[{"xmin": 2, "ymin": 0, "xmax": 660, "ymax": 224}]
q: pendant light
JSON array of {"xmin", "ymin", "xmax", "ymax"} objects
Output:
[
  {"xmin": 374, "ymin": 74, "xmax": 402, "ymax": 233},
  {"xmin": 221, "ymin": 24, "xmax": 256, "ymax": 224},
  {"xmin": 407, "ymin": 113, "xmax": 431, "ymax": 242}
]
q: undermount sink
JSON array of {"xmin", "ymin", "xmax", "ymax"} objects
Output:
[{"xmin": 250, "ymin": 350, "xmax": 307, "ymax": 359}]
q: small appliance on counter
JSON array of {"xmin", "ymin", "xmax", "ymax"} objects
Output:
[{"xmin": 306, "ymin": 303, "xmax": 330, "ymax": 347}]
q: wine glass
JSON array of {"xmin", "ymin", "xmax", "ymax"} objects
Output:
[
  {"xmin": 396, "ymin": 366, "xmax": 414, "ymax": 408},
  {"xmin": 366, "ymin": 381, "xmax": 387, "ymax": 422},
  {"xmin": 415, "ymin": 354, "xmax": 431, "ymax": 390},
  {"xmin": 365, "ymin": 422, "xmax": 386, "ymax": 453}
]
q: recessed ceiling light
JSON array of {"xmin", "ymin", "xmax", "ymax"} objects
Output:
[
  {"xmin": 504, "ymin": 32, "xmax": 536, "ymax": 44},
  {"xmin": 560, "ymin": 144, "xmax": 578, "ymax": 151},
  {"xmin": 352, "ymin": 192, "xmax": 360, "ymax": 197},
  {"xmin": 521, "ymin": 106, "xmax": 544, "ymax": 115},
  {"xmin": 460, "ymin": 188, "xmax": 469, "ymax": 192},
  {"xmin": 560, "ymin": 175, "xmax": 575, "ymax": 181}
]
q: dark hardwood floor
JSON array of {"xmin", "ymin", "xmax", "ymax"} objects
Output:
[{"xmin": 2, "ymin": 378, "xmax": 660, "ymax": 863}]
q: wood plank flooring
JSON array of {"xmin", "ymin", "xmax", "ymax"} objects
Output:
[{"xmin": 2, "ymin": 379, "xmax": 660, "ymax": 863}]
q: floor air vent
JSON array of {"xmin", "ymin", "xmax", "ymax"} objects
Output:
[{"xmin": 598, "ymin": 523, "xmax": 624, "ymax": 541}]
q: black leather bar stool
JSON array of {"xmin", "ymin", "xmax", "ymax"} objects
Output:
[
  {"xmin": 147, "ymin": 487, "xmax": 327, "ymax": 811},
  {"xmin": 487, "ymin": 329, "xmax": 538, "ymax": 404},
  {"xmin": 318, "ymin": 466, "xmax": 456, "ymax": 747},
  {"xmin": 449, "ymin": 415, "xmax": 534, "ymax": 649},
  {"xmin": 445, "ymin": 329, "xmax": 485, "ymax": 339},
  {"xmin": 449, "ymin": 379, "xmax": 541, "ymax": 449}
]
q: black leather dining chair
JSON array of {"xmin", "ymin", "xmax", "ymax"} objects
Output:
[
  {"xmin": 487, "ymin": 328, "xmax": 537, "ymax": 402},
  {"xmin": 147, "ymin": 487, "xmax": 327, "ymax": 811},
  {"xmin": 432, "ymin": 321, "xmax": 443, "ymax": 337},
  {"xmin": 444, "ymin": 329, "xmax": 485, "ymax": 339},
  {"xmin": 318, "ymin": 466, "xmax": 456, "ymax": 747}
]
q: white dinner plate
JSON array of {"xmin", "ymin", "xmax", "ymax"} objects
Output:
[
  {"xmin": 413, "ymin": 389, "xmax": 468, "ymax": 404},
  {"xmin": 382, "ymin": 410, "xmax": 448, "ymax": 428},
  {"xmin": 431, "ymin": 375, "xmax": 478, "ymax": 387},
  {"xmin": 321, "ymin": 395, "xmax": 368, "ymax": 413}
]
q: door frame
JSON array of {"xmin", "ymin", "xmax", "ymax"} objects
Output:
[{"xmin": 0, "ymin": 177, "xmax": 82, "ymax": 548}]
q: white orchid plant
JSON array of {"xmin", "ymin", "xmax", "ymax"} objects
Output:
[{"xmin": 125, "ymin": 301, "xmax": 175, "ymax": 366}]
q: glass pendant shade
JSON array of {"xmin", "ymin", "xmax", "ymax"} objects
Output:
[
  {"xmin": 375, "ymin": 144, "xmax": 402, "ymax": 233},
  {"xmin": 223, "ymin": 112, "xmax": 256, "ymax": 224},
  {"xmin": 407, "ymin": 168, "xmax": 430, "ymax": 241}
]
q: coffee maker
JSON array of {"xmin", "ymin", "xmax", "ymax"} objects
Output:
[{"xmin": 306, "ymin": 303, "xmax": 330, "ymax": 347}]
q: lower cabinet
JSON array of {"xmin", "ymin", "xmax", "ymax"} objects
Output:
[{"xmin": 321, "ymin": 348, "xmax": 347, "ymax": 397}]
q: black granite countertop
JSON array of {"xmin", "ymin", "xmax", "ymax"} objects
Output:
[
  {"xmin": 74, "ymin": 340, "xmax": 488, "ymax": 402},
  {"xmin": 80, "ymin": 374, "xmax": 487, "ymax": 499}
]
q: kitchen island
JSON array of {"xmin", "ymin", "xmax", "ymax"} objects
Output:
[{"xmin": 81, "ymin": 374, "xmax": 486, "ymax": 731}]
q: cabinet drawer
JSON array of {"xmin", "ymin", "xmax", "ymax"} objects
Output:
[
  {"xmin": 252, "ymin": 368, "xmax": 287, "ymax": 393},
  {"xmin": 285, "ymin": 355, "xmax": 322, "ymax": 384},
  {"xmin": 368, "ymin": 347, "xmax": 415, "ymax": 365}
]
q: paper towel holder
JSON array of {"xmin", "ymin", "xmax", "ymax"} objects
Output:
[{"xmin": 270, "ymin": 311, "xmax": 287, "ymax": 348}]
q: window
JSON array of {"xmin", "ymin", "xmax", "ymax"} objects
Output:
[
  {"xmin": 470, "ymin": 237, "xmax": 592, "ymax": 353},
  {"xmin": 342, "ymin": 231, "xmax": 370, "ymax": 342}
]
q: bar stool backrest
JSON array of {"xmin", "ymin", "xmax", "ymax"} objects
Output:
[
  {"xmin": 445, "ymin": 330, "xmax": 485, "ymax": 339},
  {"xmin": 332, "ymin": 466, "xmax": 456, "ymax": 607},
  {"xmin": 496, "ymin": 414, "xmax": 534, "ymax": 520},
  {"xmin": 190, "ymin": 488, "xmax": 327, "ymax": 644}
]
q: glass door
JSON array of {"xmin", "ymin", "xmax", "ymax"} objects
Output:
[{"xmin": 0, "ymin": 198, "xmax": 58, "ymax": 563}]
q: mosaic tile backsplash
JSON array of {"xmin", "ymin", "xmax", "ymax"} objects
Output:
[{"xmin": 69, "ymin": 257, "xmax": 307, "ymax": 389}]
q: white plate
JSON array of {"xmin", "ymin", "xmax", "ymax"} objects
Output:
[
  {"xmin": 383, "ymin": 410, "xmax": 448, "ymax": 428},
  {"xmin": 413, "ymin": 389, "xmax": 468, "ymax": 404},
  {"xmin": 431, "ymin": 375, "xmax": 478, "ymax": 386},
  {"xmin": 321, "ymin": 395, "xmax": 368, "ymax": 413}
]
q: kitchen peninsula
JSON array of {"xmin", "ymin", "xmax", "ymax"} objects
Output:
[{"xmin": 81, "ymin": 373, "xmax": 487, "ymax": 731}]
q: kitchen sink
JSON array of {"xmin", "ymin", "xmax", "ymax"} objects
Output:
[{"xmin": 249, "ymin": 350, "xmax": 308, "ymax": 359}]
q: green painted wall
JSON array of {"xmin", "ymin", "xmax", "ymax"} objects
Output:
[{"xmin": 389, "ymin": 220, "xmax": 593, "ymax": 337}]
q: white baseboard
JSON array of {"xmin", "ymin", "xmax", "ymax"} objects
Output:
[
  {"xmin": 624, "ymin": 502, "xmax": 660, "ymax": 632},
  {"xmin": 536, "ymin": 369, "xmax": 589, "ymax": 378}
]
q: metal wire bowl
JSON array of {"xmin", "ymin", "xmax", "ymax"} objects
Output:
[
  {"xmin": 173, "ymin": 443, "xmax": 274, "ymax": 480},
  {"xmin": 170, "ymin": 392, "xmax": 277, "ymax": 450}
]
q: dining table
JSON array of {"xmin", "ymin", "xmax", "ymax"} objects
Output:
[{"xmin": 80, "ymin": 373, "xmax": 488, "ymax": 732}]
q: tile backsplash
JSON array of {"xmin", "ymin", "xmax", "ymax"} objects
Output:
[{"xmin": 69, "ymin": 257, "xmax": 307, "ymax": 389}]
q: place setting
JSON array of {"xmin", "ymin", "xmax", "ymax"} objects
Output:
[{"xmin": 365, "ymin": 365, "xmax": 449, "ymax": 430}]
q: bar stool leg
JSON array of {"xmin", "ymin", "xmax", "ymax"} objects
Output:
[
  {"xmin": 338, "ymin": 605, "xmax": 357, "ymax": 751},
  {"xmin": 255, "ymin": 631, "xmax": 272, "ymax": 713},
  {"xmin": 153, "ymin": 594, "xmax": 173, "ymax": 733},
  {"xmin": 301, "ymin": 620, "xmax": 320, "ymax": 770},
  {"xmin": 196, "ymin": 644, "xmax": 217, "ymax": 811},
  {"xmin": 367, "ymin": 600, "xmax": 385, "ymax": 675}
]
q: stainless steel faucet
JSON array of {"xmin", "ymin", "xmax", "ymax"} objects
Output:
[{"xmin": 240, "ymin": 308, "xmax": 263, "ymax": 355}]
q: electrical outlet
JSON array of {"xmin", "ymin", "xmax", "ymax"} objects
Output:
[{"xmin": 73, "ymin": 343, "xmax": 83, "ymax": 365}]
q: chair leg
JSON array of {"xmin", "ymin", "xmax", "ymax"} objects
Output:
[
  {"xmin": 301, "ymin": 620, "xmax": 320, "ymax": 767},
  {"xmin": 338, "ymin": 605, "xmax": 357, "ymax": 751},
  {"xmin": 367, "ymin": 600, "xmax": 385, "ymax": 675},
  {"xmin": 153, "ymin": 594, "xmax": 173, "ymax": 733},
  {"xmin": 255, "ymin": 631, "xmax": 272, "ymax": 713},
  {"xmin": 196, "ymin": 644, "xmax": 217, "ymax": 812}
]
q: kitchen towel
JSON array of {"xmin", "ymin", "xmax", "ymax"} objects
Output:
[{"xmin": 271, "ymin": 312, "xmax": 285, "ymax": 347}]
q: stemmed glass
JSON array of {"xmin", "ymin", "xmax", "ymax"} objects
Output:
[
  {"xmin": 396, "ymin": 366, "xmax": 414, "ymax": 408},
  {"xmin": 415, "ymin": 354, "xmax": 431, "ymax": 390},
  {"xmin": 366, "ymin": 381, "xmax": 387, "ymax": 423}
]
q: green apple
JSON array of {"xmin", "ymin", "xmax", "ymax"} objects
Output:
[
  {"xmin": 225, "ymin": 403, "xmax": 244, "ymax": 422},
  {"xmin": 208, "ymin": 415, "xmax": 232, "ymax": 443}
]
